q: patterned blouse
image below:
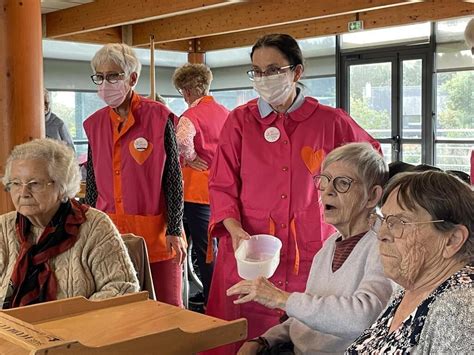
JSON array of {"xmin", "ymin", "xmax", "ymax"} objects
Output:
[{"xmin": 346, "ymin": 264, "xmax": 473, "ymax": 354}]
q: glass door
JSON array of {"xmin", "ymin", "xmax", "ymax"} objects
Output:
[
  {"xmin": 340, "ymin": 47, "xmax": 431, "ymax": 164},
  {"xmin": 346, "ymin": 60, "xmax": 395, "ymax": 162}
]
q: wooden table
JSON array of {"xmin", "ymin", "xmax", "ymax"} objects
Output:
[{"xmin": 0, "ymin": 292, "xmax": 247, "ymax": 354}]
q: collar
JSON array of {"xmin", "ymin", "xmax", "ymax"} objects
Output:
[
  {"xmin": 109, "ymin": 91, "xmax": 140, "ymax": 123},
  {"xmin": 45, "ymin": 111, "xmax": 52, "ymax": 122},
  {"xmin": 190, "ymin": 95, "xmax": 213, "ymax": 108},
  {"xmin": 257, "ymin": 84, "xmax": 306, "ymax": 118}
]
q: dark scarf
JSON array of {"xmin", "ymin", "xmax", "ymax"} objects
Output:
[{"xmin": 3, "ymin": 199, "xmax": 89, "ymax": 309}]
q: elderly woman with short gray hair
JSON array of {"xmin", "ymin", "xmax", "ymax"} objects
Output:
[
  {"xmin": 229, "ymin": 143, "xmax": 393, "ymax": 354},
  {"xmin": 0, "ymin": 138, "xmax": 139, "ymax": 309},
  {"xmin": 84, "ymin": 43, "xmax": 185, "ymax": 307}
]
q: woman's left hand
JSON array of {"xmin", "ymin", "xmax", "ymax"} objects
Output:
[
  {"xmin": 186, "ymin": 155, "xmax": 208, "ymax": 171},
  {"xmin": 166, "ymin": 235, "xmax": 187, "ymax": 265},
  {"xmin": 226, "ymin": 277, "xmax": 290, "ymax": 310}
]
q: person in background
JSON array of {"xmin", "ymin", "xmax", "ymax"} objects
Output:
[
  {"xmin": 172, "ymin": 63, "xmax": 229, "ymax": 307},
  {"xmin": 347, "ymin": 171, "xmax": 473, "ymax": 354},
  {"xmin": 230, "ymin": 143, "xmax": 393, "ymax": 354},
  {"xmin": 0, "ymin": 139, "xmax": 139, "ymax": 309},
  {"xmin": 43, "ymin": 89, "xmax": 75, "ymax": 151},
  {"xmin": 388, "ymin": 161, "xmax": 414, "ymax": 180},
  {"xmin": 84, "ymin": 43, "xmax": 186, "ymax": 307},
  {"xmin": 206, "ymin": 33, "xmax": 381, "ymax": 354}
]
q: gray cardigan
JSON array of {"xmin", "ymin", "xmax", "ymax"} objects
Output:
[
  {"xmin": 263, "ymin": 230, "xmax": 393, "ymax": 354},
  {"xmin": 414, "ymin": 287, "xmax": 473, "ymax": 354}
]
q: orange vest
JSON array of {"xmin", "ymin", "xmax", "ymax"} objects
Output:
[{"xmin": 181, "ymin": 96, "xmax": 229, "ymax": 204}]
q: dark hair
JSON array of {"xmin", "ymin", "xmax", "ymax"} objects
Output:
[
  {"xmin": 382, "ymin": 171, "xmax": 473, "ymax": 262},
  {"xmin": 412, "ymin": 164, "xmax": 442, "ymax": 172},
  {"xmin": 388, "ymin": 161, "xmax": 415, "ymax": 180},
  {"xmin": 250, "ymin": 34, "xmax": 303, "ymax": 68},
  {"xmin": 446, "ymin": 170, "xmax": 471, "ymax": 185}
]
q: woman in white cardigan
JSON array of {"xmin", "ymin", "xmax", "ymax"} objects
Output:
[
  {"xmin": 228, "ymin": 143, "xmax": 393, "ymax": 354},
  {"xmin": 0, "ymin": 138, "xmax": 139, "ymax": 309}
]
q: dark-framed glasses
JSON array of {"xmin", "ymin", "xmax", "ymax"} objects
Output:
[
  {"xmin": 90, "ymin": 72, "xmax": 125, "ymax": 85},
  {"xmin": 247, "ymin": 65, "xmax": 295, "ymax": 81},
  {"xmin": 5, "ymin": 180, "xmax": 54, "ymax": 193},
  {"xmin": 368, "ymin": 212, "xmax": 445, "ymax": 239},
  {"xmin": 313, "ymin": 174, "xmax": 355, "ymax": 193}
]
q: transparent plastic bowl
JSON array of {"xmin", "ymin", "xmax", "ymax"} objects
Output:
[{"xmin": 235, "ymin": 234, "xmax": 282, "ymax": 280}]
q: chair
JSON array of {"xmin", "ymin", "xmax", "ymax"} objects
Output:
[{"xmin": 121, "ymin": 233, "xmax": 156, "ymax": 301}]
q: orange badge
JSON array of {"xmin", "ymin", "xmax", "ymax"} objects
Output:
[
  {"xmin": 129, "ymin": 138, "xmax": 153, "ymax": 165},
  {"xmin": 300, "ymin": 146, "xmax": 324, "ymax": 175}
]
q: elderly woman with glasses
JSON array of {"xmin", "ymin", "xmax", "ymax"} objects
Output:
[
  {"xmin": 84, "ymin": 43, "xmax": 186, "ymax": 307},
  {"xmin": 206, "ymin": 33, "xmax": 381, "ymax": 354},
  {"xmin": 347, "ymin": 171, "xmax": 473, "ymax": 354},
  {"xmin": 0, "ymin": 139, "xmax": 139, "ymax": 309},
  {"xmin": 227, "ymin": 143, "xmax": 393, "ymax": 354}
]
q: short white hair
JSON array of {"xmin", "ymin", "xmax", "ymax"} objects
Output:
[
  {"xmin": 465, "ymin": 18, "xmax": 474, "ymax": 50},
  {"xmin": 2, "ymin": 138, "xmax": 81, "ymax": 200},
  {"xmin": 91, "ymin": 43, "xmax": 142, "ymax": 79},
  {"xmin": 322, "ymin": 142, "xmax": 388, "ymax": 190}
]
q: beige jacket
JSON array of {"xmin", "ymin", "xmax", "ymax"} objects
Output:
[{"xmin": 0, "ymin": 207, "xmax": 139, "ymax": 307}]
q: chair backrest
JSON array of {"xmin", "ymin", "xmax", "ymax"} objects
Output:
[{"xmin": 121, "ymin": 233, "xmax": 156, "ymax": 301}]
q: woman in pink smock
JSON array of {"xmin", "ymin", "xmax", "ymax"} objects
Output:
[{"xmin": 205, "ymin": 34, "xmax": 381, "ymax": 354}]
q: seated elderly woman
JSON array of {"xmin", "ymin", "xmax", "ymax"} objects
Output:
[
  {"xmin": 0, "ymin": 138, "xmax": 139, "ymax": 309},
  {"xmin": 347, "ymin": 170, "xmax": 473, "ymax": 354},
  {"xmin": 228, "ymin": 143, "xmax": 394, "ymax": 354}
]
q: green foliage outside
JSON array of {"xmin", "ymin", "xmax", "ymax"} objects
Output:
[{"xmin": 437, "ymin": 71, "xmax": 474, "ymax": 139}]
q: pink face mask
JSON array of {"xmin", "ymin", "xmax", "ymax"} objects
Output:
[{"xmin": 97, "ymin": 80, "xmax": 129, "ymax": 108}]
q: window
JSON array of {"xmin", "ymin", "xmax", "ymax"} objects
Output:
[
  {"xmin": 435, "ymin": 17, "xmax": 474, "ymax": 174},
  {"xmin": 163, "ymin": 96, "xmax": 188, "ymax": 116},
  {"xmin": 211, "ymin": 89, "xmax": 257, "ymax": 110},
  {"xmin": 301, "ymin": 77, "xmax": 336, "ymax": 107},
  {"xmin": 50, "ymin": 91, "xmax": 104, "ymax": 161}
]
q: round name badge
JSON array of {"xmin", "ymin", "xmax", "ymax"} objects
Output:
[
  {"xmin": 134, "ymin": 137, "xmax": 149, "ymax": 152},
  {"xmin": 264, "ymin": 127, "xmax": 281, "ymax": 143}
]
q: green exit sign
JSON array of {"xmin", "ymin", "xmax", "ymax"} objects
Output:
[{"xmin": 348, "ymin": 20, "xmax": 364, "ymax": 32}]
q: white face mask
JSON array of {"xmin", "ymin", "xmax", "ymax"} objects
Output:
[{"xmin": 253, "ymin": 72, "xmax": 295, "ymax": 107}]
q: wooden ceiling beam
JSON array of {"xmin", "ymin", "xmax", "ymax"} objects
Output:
[
  {"xmin": 198, "ymin": 15, "xmax": 356, "ymax": 51},
  {"xmin": 198, "ymin": 0, "xmax": 473, "ymax": 51},
  {"xmin": 131, "ymin": 0, "xmax": 418, "ymax": 46},
  {"xmin": 45, "ymin": 0, "xmax": 239, "ymax": 38},
  {"xmin": 46, "ymin": 0, "xmax": 473, "ymax": 52},
  {"xmin": 57, "ymin": 27, "xmax": 122, "ymax": 44},
  {"xmin": 362, "ymin": 0, "xmax": 474, "ymax": 30}
]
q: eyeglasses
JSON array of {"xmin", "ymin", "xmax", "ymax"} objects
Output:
[
  {"xmin": 247, "ymin": 65, "xmax": 295, "ymax": 81},
  {"xmin": 314, "ymin": 174, "xmax": 355, "ymax": 194},
  {"xmin": 368, "ymin": 212, "xmax": 445, "ymax": 239},
  {"xmin": 5, "ymin": 180, "xmax": 54, "ymax": 193},
  {"xmin": 90, "ymin": 72, "xmax": 125, "ymax": 85}
]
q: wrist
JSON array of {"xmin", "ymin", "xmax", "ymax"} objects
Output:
[
  {"xmin": 247, "ymin": 336, "xmax": 269, "ymax": 351},
  {"xmin": 277, "ymin": 290, "xmax": 290, "ymax": 310}
]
